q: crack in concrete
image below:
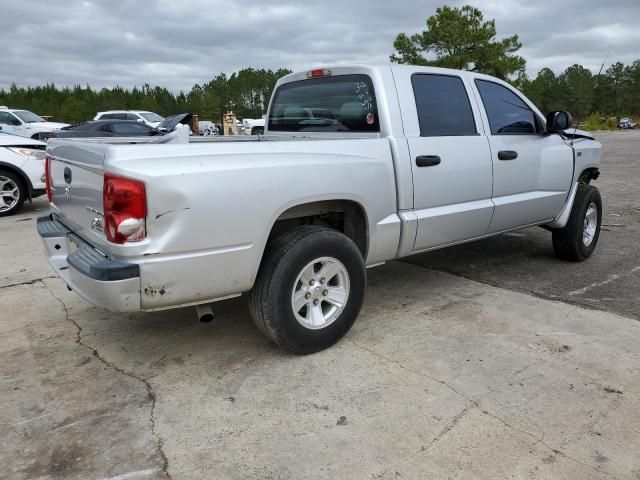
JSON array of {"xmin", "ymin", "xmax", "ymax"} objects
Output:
[
  {"xmin": 46, "ymin": 284, "xmax": 171, "ymax": 479},
  {"xmin": 422, "ymin": 403, "xmax": 473, "ymax": 452},
  {"xmin": 348, "ymin": 340, "xmax": 616, "ymax": 479},
  {"xmin": 0, "ymin": 276, "xmax": 56, "ymax": 290}
]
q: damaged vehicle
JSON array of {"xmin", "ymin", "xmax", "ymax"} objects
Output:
[
  {"xmin": 38, "ymin": 65, "xmax": 602, "ymax": 353},
  {"xmin": 47, "ymin": 114, "xmax": 192, "ymax": 139}
]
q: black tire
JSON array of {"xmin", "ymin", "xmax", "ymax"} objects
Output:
[
  {"xmin": 0, "ymin": 169, "xmax": 26, "ymax": 217},
  {"xmin": 251, "ymin": 127, "xmax": 264, "ymax": 135},
  {"xmin": 249, "ymin": 225, "xmax": 366, "ymax": 354},
  {"xmin": 552, "ymin": 184, "xmax": 602, "ymax": 261}
]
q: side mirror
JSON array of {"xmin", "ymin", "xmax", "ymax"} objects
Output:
[{"xmin": 546, "ymin": 111, "xmax": 572, "ymax": 132}]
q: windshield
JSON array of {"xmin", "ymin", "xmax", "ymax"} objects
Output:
[
  {"xmin": 140, "ymin": 112, "xmax": 164, "ymax": 122},
  {"xmin": 14, "ymin": 110, "xmax": 45, "ymax": 123},
  {"xmin": 268, "ymin": 74, "xmax": 379, "ymax": 133}
]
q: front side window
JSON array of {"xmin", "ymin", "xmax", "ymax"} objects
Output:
[
  {"xmin": 0, "ymin": 112, "xmax": 19, "ymax": 125},
  {"xmin": 412, "ymin": 74, "xmax": 477, "ymax": 136},
  {"xmin": 140, "ymin": 112, "xmax": 164, "ymax": 122},
  {"xmin": 269, "ymin": 74, "xmax": 379, "ymax": 133},
  {"xmin": 475, "ymin": 80, "xmax": 537, "ymax": 135},
  {"xmin": 13, "ymin": 110, "xmax": 44, "ymax": 123}
]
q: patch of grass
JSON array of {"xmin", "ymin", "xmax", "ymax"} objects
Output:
[{"xmin": 580, "ymin": 113, "xmax": 618, "ymax": 131}]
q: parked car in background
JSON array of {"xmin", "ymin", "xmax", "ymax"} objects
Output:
[
  {"xmin": 47, "ymin": 114, "xmax": 193, "ymax": 139},
  {"xmin": 618, "ymin": 117, "xmax": 637, "ymax": 129},
  {"xmin": 52, "ymin": 120, "xmax": 160, "ymax": 138},
  {"xmin": 0, "ymin": 107, "xmax": 69, "ymax": 140},
  {"xmin": 0, "ymin": 132, "xmax": 46, "ymax": 216},
  {"xmin": 93, "ymin": 110, "xmax": 165, "ymax": 128},
  {"xmin": 242, "ymin": 117, "xmax": 265, "ymax": 135},
  {"xmin": 40, "ymin": 65, "xmax": 602, "ymax": 353}
]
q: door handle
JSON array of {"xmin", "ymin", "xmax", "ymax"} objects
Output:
[
  {"xmin": 416, "ymin": 155, "xmax": 441, "ymax": 167},
  {"xmin": 498, "ymin": 150, "xmax": 518, "ymax": 161}
]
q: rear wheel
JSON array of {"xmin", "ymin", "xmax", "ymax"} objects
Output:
[
  {"xmin": 0, "ymin": 170, "xmax": 25, "ymax": 217},
  {"xmin": 251, "ymin": 127, "xmax": 264, "ymax": 135},
  {"xmin": 552, "ymin": 184, "xmax": 602, "ymax": 261},
  {"xmin": 249, "ymin": 226, "xmax": 366, "ymax": 354}
]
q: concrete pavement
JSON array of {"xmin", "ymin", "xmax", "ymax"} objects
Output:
[{"xmin": 1, "ymin": 132, "xmax": 640, "ymax": 479}]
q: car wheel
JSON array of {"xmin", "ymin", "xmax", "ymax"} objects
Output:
[
  {"xmin": 552, "ymin": 184, "xmax": 602, "ymax": 261},
  {"xmin": 251, "ymin": 127, "xmax": 264, "ymax": 135},
  {"xmin": 249, "ymin": 225, "xmax": 366, "ymax": 354},
  {"xmin": 0, "ymin": 170, "xmax": 26, "ymax": 217}
]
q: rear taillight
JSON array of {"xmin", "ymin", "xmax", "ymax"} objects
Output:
[
  {"xmin": 103, "ymin": 173, "xmax": 147, "ymax": 244},
  {"xmin": 44, "ymin": 154, "xmax": 52, "ymax": 203}
]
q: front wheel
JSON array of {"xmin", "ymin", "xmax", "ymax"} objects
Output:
[
  {"xmin": 249, "ymin": 226, "xmax": 366, "ymax": 354},
  {"xmin": 552, "ymin": 184, "xmax": 602, "ymax": 261},
  {"xmin": 0, "ymin": 170, "xmax": 26, "ymax": 217}
]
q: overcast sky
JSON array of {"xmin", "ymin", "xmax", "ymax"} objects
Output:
[{"xmin": 2, "ymin": 0, "xmax": 639, "ymax": 92}]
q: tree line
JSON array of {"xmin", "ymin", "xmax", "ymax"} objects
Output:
[{"xmin": 0, "ymin": 68, "xmax": 291, "ymax": 124}]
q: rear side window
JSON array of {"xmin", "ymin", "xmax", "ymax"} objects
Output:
[
  {"xmin": 268, "ymin": 74, "xmax": 379, "ymax": 132},
  {"xmin": 125, "ymin": 113, "xmax": 139, "ymax": 121},
  {"xmin": 412, "ymin": 74, "xmax": 477, "ymax": 136},
  {"xmin": 475, "ymin": 80, "xmax": 537, "ymax": 135},
  {"xmin": 111, "ymin": 122, "xmax": 152, "ymax": 134},
  {"xmin": 100, "ymin": 113, "xmax": 116, "ymax": 120}
]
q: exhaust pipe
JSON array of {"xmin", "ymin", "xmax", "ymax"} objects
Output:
[{"xmin": 195, "ymin": 304, "xmax": 214, "ymax": 323}]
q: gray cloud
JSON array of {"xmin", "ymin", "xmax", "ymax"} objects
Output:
[{"xmin": 1, "ymin": 0, "xmax": 638, "ymax": 92}]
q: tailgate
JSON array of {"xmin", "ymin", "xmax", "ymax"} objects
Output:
[{"xmin": 47, "ymin": 139, "xmax": 107, "ymax": 248}]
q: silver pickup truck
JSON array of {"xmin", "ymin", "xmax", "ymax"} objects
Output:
[{"xmin": 38, "ymin": 65, "xmax": 602, "ymax": 353}]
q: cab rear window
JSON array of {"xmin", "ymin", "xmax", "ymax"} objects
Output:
[{"xmin": 268, "ymin": 74, "xmax": 379, "ymax": 133}]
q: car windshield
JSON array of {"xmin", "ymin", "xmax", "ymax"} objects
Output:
[
  {"xmin": 140, "ymin": 112, "xmax": 164, "ymax": 122},
  {"xmin": 268, "ymin": 74, "xmax": 380, "ymax": 133},
  {"xmin": 14, "ymin": 110, "xmax": 45, "ymax": 123}
]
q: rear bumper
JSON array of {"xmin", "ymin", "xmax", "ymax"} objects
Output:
[{"xmin": 37, "ymin": 215, "xmax": 141, "ymax": 312}]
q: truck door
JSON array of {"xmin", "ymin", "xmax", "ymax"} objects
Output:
[
  {"xmin": 395, "ymin": 70, "xmax": 494, "ymax": 251},
  {"xmin": 473, "ymin": 79, "xmax": 574, "ymax": 232}
]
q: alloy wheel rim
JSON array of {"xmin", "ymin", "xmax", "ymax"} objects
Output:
[
  {"xmin": 0, "ymin": 176, "xmax": 19, "ymax": 212},
  {"xmin": 291, "ymin": 256, "xmax": 350, "ymax": 330},
  {"xmin": 583, "ymin": 202, "xmax": 598, "ymax": 247}
]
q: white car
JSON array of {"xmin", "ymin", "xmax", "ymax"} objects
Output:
[
  {"xmin": 242, "ymin": 118, "xmax": 265, "ymax": 135},
  {"xmin": 0, "ymin": 133, "xmax": 46, "ymax": 216},
  {"xmin": 93, "ymin": 110, "xmax": 165, "ymax": 128},
  {"xmin": 0, "ymin": 107, "xmax": 69, "ymax": 140}
]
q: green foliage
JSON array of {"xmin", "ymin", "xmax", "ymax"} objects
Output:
[
  {"xmin": 520, "ymin": 60, "xmax": 640, "ymax": 120},
  {"xmin": 0, "ymin": 68, "xmax": 291, "ymax": 124},
  {"xmin": 390, "ymin": 5, "xmax": 525, "ymax": 79},
  {"xmin": 581, "ymin": 113, "xmax": 617, "ymax": 131}
]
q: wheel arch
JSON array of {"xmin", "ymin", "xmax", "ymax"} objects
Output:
[
  {"xmin": 0, "ymin": 161, "xmax": 33, "ymax": 199},
  {"xmin": 264, "ymin": 198, "xmax": 370, "ymax": 260},
  {"xmin": 578, "ymin": 167, "xmax": 600, "ymax": 185}
]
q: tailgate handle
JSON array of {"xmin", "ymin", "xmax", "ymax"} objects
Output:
[
  {"xmin": 498, "ymin": 150, "xmax": 518, "ymax": 161},
  {"xmin": 63, "ymin": 167, "xmax": 72, "ymax": 184},
  {"xmin": 416, "ymin": 155, "xmax": 441, "ymax": 167}
]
